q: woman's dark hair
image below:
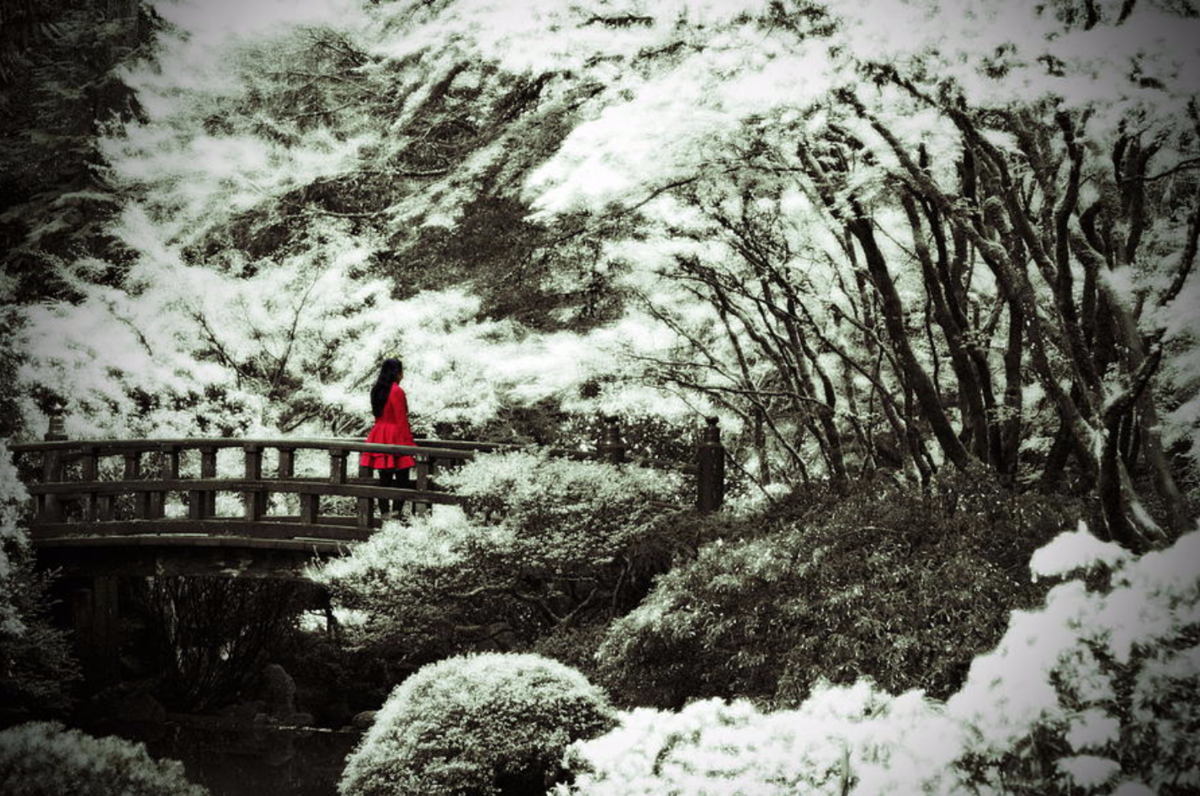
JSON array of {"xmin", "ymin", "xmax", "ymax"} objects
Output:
[{"xmin": 370, "ymin": 358, "xmax": 403, "ymax": 418}]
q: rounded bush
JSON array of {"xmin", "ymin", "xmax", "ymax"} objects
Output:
[
  {"xmin": 0, "ymin": 721, "xmax": 207, "ymax": 796},
  {"xmin": 339, "ymin": 653, "xmax": 616, "ymax": 796}
]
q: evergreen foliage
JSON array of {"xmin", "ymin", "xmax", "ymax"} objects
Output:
[
  {"xmin": 0, "ymin": 721, "xmax": 207, "ymax": 796},
  {"xmin": 598, "ymin": 471, "xmax": 1083, "ymax": 707},
  {"xmin": 339, "ymin": 652, "xmax": 615, "ymax": 796}
]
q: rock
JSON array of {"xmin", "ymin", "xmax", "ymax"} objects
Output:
[
  {"xmin": 351, "ymin": 710, "xmax": 377, "ymax": 729},
  {"xmin": 79, "ymin": 682, "xmax": 167, "ymax": 726},
  {"xmin": 261, "ymin": 663, "xmax": 297, "ymax": 719}
]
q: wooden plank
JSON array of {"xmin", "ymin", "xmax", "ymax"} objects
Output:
[
  {"xmin": 35, "ymin": 533, "xmax": 356, "ymax": 550},
  {"xmin": 29, "ymin": 518, "xmax": 373, "ymax": 543},
  {"xmin": 9, "ymin": 437, "xmax": 479, "ymax": 460},
  {"xmin": 28, "ymin": 478, "xmax": 460, "ymax": 504},
  {"xmin": 34, "ymin": 539, "xmax": 354, "ymax": 580}
]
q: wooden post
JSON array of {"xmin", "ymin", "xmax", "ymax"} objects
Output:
[
  {"xmin": 697, "ymin": 416, "xmax": 725, "ymax": 512},
  {"xmin": 80, "ymin": 445, "xmax": 99, "ymax": 522},
  {"xmin": 317, "ymin": 448, "xmax": 349, "ymax": 525},
  {"xmin": 69, "ymin": 576, "xmax": 120, "ymax": 687},
  {"xmin": 190, "ymin": 444, "xmax": 219, "ymax": 521},
  {"xmin": 279, "ymin": 446, "xmax": 298, "ymax": 521},
  {"xmin": 300, "ymin": 493, "xmax": 319, "ymax": 526},
  {"xmin": 278, "ymin": 447, "xmax": 296, "ymax": 479},
  {"xmin": 38, "ymin": 409, "xmax": 67, "ymax": 523},
  {"xmin": 414, "ymin": 455, "xmax": 430, "ymax": 516},
  {"xmin": 330, "ymin": 450, "xmax": 348, "ymax": 484},
  {"xmin": 244, "ymin": 444, "xmax": 264, "ymax": 522},
  {"xmin": 151, "ymin": 444, "xmax": 180, "ymax": 520},
  {"xmin": 357, "ymin": 463, "xmax": 374, "ymax": 528},
  {"xmin": 124, "ymin": 451, "xmax": 147, "ymax": 519},
  {"xmin": 598, "ymin": 415, "xmax": 627, "ymax": 464}
]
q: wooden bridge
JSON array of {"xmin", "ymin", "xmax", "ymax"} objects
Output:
[
  {"xmin": 10, "ymin": 416, "xmax": 726, "ymax": 578},
  {"xmin": 10, "ymin": 415, "xmax": 725, "ymax": 685}
]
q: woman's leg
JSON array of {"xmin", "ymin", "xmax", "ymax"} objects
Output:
[{"xmin": 377, "ymin": 468, "xmax": 395, "ymax": 514}]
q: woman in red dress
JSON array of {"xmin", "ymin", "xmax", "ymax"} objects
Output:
[{"xmin": 361, "ymin": 357, "xmax": 416, "ymax": 518}]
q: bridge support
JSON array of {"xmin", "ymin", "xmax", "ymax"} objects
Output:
[{"xmin": 67, "ymin": 576, "xmax": 120, "ymax": 688}]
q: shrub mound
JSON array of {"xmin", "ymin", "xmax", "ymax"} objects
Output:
[
  {"xmin": 599, "ymin": 470, "xmax": 1080, "ymax": 707},
  {"xmin": 339, "ymin": 652, "xmax": 616, "ymax": 796},
  {"xmin": 0, "ymin": 721, "xmax": 207, "ymax": 796},
  {"xmin": 564, "ymin": 523, "xmax": 1200, "ymax": 795}
]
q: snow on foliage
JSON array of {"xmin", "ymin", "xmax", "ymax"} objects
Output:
[
  {"xmin": 558, "ymin": 684, "xmax": 963, "ymax": 796},
  {"xmin": 315, "ymin": 451, "xmax": 685, "ymax": 657},
  {"xmin": 1030, "ymin": 521, "xmax": 1134, "ymax": 580},
  {"xmin": 564, "ymin": 522, "xmax": 1200, "ymax": 795}
]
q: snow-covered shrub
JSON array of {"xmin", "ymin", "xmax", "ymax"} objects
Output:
[
  {"xmin": 947, "ymin": 523, "xmax": 1200, "ymax": 794},
  {"xmin": 598, "ymin": 470, "xmax": 1075, "ymax": 707},
  {"xmin": 314, "ymin": 507, "xmax": 507, "ymax": 657},
  {"xmin": 0, "ymin": 721, "xmax": 207, "ymax": 796},
  {"xmin": 317, "ymin": 453, "xmax": 688, "ymax": 662},
  {"xmin": 339, "ymin": 652, "xmax": 615, "ymax": 796},
  {"xmin": 441, "ymin": 450, "xmax": 686, "ymax": 572},
  {"xmin": 558, "ymin": 682, "xmax": 963, "ymax": 796},
  {"xmin": 568, "ymin": 522, "xmax": 1200, "ymax": 795}
]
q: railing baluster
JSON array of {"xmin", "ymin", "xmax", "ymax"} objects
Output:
[
  {"xmin": 414, "ymin": 455, "xmax": 430, "ymax": 516},
  {"xmin": 38, "ymin": 448, "xmax": 65, "ymax": 524},
  {"xmin": 300, "ymin": 493, "xmax": 319, "ymax": 525},
  {"xmin": 278, "ymin": 447, "xmax": 296, "ymax": 479},
  {"xmin": 151, "ymin": 444, "xmax": 179, "ymax": 520},
  {"xmin": 124, "ymin": 451, "xmax": 147, "ymax": 519},
  {"xmin": 80, "ymin": 445, "xmax": 99, "ymax": 522},
  {"xmin": 329, "ymin": 450, "xmax": 348, "ymax": 485},
  {"xmin": 357, "ymin": 463, "xmax": 374, "ymax": 528},
  {"xmin": 199, "ymin": 445, "xmax": 217, "ymax": 518},
  {"xmin": 98, "ymin": 449, "xmax": 114, "ymax": 521},
  {"xmin": 244, "ymin": 444, "xmax": 263, "ymax": 522},
  {"xmin": 278, "ymin": 446, "xmax": 297, "ymax": 521}
]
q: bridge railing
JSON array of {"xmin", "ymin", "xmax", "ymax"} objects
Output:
[{"xmin": 9, "ymin": 417, "xmax": 726, "ymax": 547}]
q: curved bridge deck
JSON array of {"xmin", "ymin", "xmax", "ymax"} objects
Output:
[
  {"xmin": 9, "ymin": 422, "xmax": 723, "ymax": 685},
  {"xmin": 11, "ymin": 421, "xmax": 722, "ymax": 574}
]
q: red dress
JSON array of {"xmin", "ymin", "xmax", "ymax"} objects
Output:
[{"xmin": 360, "ymin": 383, "xmax": 416, "ymax": 470}]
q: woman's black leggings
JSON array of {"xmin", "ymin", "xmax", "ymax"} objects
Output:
[{"xmin": 377, "ymin": 467, "xmax": 411, "ymax": 514}]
